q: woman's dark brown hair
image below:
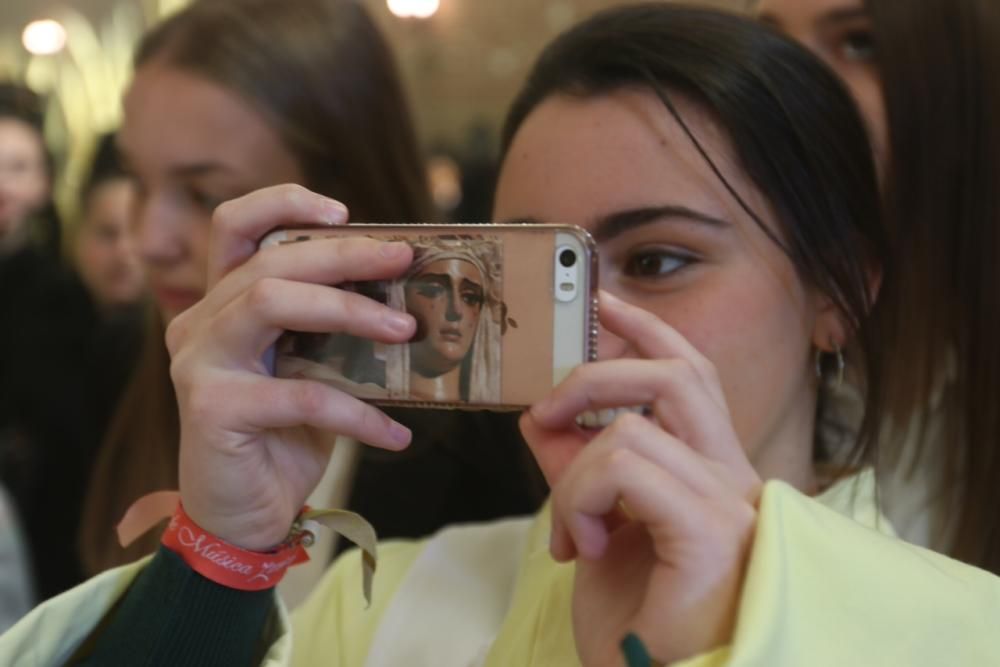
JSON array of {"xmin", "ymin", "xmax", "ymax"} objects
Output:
[
  {"xmin": 79, "ymin": 0, "xmax": 433, "ymax": 574},
  {"xmin": 865, "ymin": 0, "xmax": 1000, "ymax": 573}
]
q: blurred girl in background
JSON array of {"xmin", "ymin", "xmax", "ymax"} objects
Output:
[
  {"xmin": 757, "ymin": 0, "xmax": 1000, "ymax": 574},
  {"xmin": 78, "ymin": 0, "xmax": 543, "ymax": 591},
  {"xmin": 73, "ymin": 133, "xmax": 145, "ymax": 313},
  {"xmin": 0, "ymin": 84, "xmax": 102, "ymax": 602}
]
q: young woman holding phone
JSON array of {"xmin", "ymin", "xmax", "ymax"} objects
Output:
[{"xmin": 3, "ymin": 5, "xmax": 999, "ymax": 665}]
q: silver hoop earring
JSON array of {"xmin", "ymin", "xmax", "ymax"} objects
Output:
[
  {"xmin": 833, "ymin": 342, "xmax": 845, "ymax": 389},
  {"xmin": 815, "ymin": 343, "xmax": 846, "ymax": 390}
]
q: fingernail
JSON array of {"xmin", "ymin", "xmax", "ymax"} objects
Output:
[
  {"xmin": 385, "ymin": 312, "xmax": 413, "ymax": 335},
  {"xmin": 548, "ymin": 527, "xmax": 567, "ymax": 562},
  {"xmin": 620, "ymin": 633, "xmax": 653, "ymax": 667},
  {"xmin": 530, "ymin": 396, "xmax": 553, "ymax": 418},
  {"xmin": 389, "ymin": 421, "xmax": 412, "ymax": 448},
  {"xmin": 601, "ymin": 290, "xmax": 621, "ymax": 303},
  {"xmin": 321, "ymin": 199, "xmax": 348, "ymax": 225},
  {"xmin": 380, "ymin": 241, "xmax": 408, "ymax": 259}
]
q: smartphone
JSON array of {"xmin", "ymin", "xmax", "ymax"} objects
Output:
[{"xmin": 259, "ymin": 224, "xmax": 598, "ymax": 410}]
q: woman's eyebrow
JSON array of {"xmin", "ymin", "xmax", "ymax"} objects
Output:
[
  {"xmin": 170, "ymin": 162, "xmax": 234, "ymax": 178},
  {"xmin": 590, "ymin": 205, "xmax": 730, "ymax": 242},
  {"xmin": 758, "ymin": 6, "xmax": 868, "ymax": 30},
  {"xmin": 459, "ymin": 278, "xmax": 484, "ymax": 292},
  {"xmin": 495, "ymin": 206, "xmax": 730, "ymax": 240},
  {"xmin": 817, "ymin": 7, "xmax": 870, "ymax": 28},
  {"xmin": 412, "ymin": 273, "xmax": 451, "ymax": 286}
]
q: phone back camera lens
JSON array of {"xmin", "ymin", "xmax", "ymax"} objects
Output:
[{"xmin": 559, "ymin": 249, "xmax": 577, "ymax": 268}]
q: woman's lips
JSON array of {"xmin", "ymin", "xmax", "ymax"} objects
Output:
[
  {"xmin": 439, "ymin": 327, "xmax": 463, "ymax": 342},
  {"xmin": 154, "ymin": 285, "xmax": 202, "ymax": 312}
]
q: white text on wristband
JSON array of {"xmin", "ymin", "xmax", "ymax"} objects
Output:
[{"xmin": 161, "ymin": 503, "xmax": 310, "ymax": 591}]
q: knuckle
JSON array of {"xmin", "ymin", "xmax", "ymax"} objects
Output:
[
  {"xmin": 212, "ymin": 198, "xmax": 239, "ymax": 231},
  {"xmin": 168, "ymin": 352, "xmax": 190, "ymax": 393},
  {"xmin": 708, "ymin": 502, "xmax": 757, "ymax": 550},
  {"xmin": 165, "ymin": 312, "xmax": 190, "ymax": 355},
  {"xmin": 292, "ymin": 382, "xmax": 327, "ymax": 420},
  {"xmin": 336, "ymin": 236, "xmax": 376, "ymax": 262},
  {"xmin": 608, "ymin": 411, "xmax": 647, "ymax": 440},
  {"xmin": 249, "ymin": 241, "xmax": 281, "ymax": 275},
  {"xmin": 183, "ymin": 379, "xmax": 221, "ymax": 425},
  {"xmin": 694, "ymin": 355, "xmax": 720, "ymax": 383},
  {"xmin": 671, "ymin": 357, "xmax": 700, "ymax": 383},
  {"xmin": 604, "ymin": 448, "xmax": 636, "ymax": 478},
  {"xmin": 322, "ymin": 237, "xmax": 354, "ymax": 271},
  {"xmin": 561, "ymin": 365, "xmax": 595, "ymax": 400},
  {"xmin": 245, "ymin": 278, "xmax": 282, "ymax": 316},
  {"xmin": 354, "ymin": 403, "xmax": 390, "ymax": 437},
  {"xmin": 336, "ymin": 290, "xmax": 365, "ymax": 321},
  {"xmin": 565, "ymin": 364, "xmax": 592, "ymax": 385},
  {"xmin": 280, "ymin": 183, "xmax": 311, "ymax": 207},
  {"xmin": 732, "ymin": 502, "xmax": 757, "ymax": 531}
]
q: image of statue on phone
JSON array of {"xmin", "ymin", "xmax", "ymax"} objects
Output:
[{"xmin": 275, "ymin": 235, "xmax": 503, "ymax": 404}]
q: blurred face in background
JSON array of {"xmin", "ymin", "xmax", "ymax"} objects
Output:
[
  {"xmin": 75, "ymin": 177, "xmax": 146, "ymax": 309},
  {"xmin": 120, "ymin": 62, "xmax": 304, "ymax": 322},
  {"xmin": 756, "ymin": 0, "xmax": 887, "ymax": 166},
  {"xmin": 0, "ymin": 117, "xmax": 50, "ymax": 244}
]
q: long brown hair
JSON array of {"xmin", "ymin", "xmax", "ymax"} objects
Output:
[
  {"xmin": 79, "ymin": 0, "xmax": 433, "ymax": 574},
  {"xmin": 866, "ymin": 0, "xmax": 1000, "ymax": 572}
]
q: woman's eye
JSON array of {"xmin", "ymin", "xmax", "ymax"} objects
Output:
[
  {"xmin": 461, "ymin": 291, "xmax": 484, "ymax": 307},
  {"xmin": 623, "ymin": 249, "xmax": 692, "ymax": 278},
  {"xmin": 839, "ymin": 30, "xmax": 875, "ymax": 62},
  {"xmin": 189, "ymin": 189, "xmax": 224, "ymax": 211},
  {"xmin": 415, "ymin": 283, "xmax": 445, "ymax": 299}
]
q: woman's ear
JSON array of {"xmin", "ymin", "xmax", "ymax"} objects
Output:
[
  {"xmin": 811, "ymin": 261, "xmax": 881, "ymax": 352},
  {"xmin": 811, "ymin": 297, "xmax": 848, "ymax": 353}
]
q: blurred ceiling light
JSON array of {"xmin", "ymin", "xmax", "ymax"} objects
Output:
[
  {"xmin": 22, "ymin": 19, "xmax": 68, "ymax": 56},
  {"xmin": 387, "ymin": 0, "xmax": 440, "ymax": 19}
]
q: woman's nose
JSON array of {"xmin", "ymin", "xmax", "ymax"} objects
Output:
[
  {"xmin": 135, "ymin": 195, "xmax": 183, "ymax": 266},
  {"xmin": 444, "ymin": 291, "xmax": 462, "ymax": 322}
]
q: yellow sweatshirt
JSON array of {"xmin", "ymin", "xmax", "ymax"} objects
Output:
[{"xmin": 2, "ymin": 471, "xmax": 998, "ymax": 666}]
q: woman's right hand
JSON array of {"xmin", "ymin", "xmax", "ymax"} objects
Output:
[{"xmin": 166, "ymin": 184, "xmax": 417, "ymax": 551}]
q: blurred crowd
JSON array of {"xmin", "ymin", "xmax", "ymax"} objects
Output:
[{"xmin": 0, "ymin": 1, "xmax": 529, "ymax": 627}]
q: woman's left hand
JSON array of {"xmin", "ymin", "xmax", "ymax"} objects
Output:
[{"xmin": 520, "ymin": 291, "xmax": 762, "ymax": 665}]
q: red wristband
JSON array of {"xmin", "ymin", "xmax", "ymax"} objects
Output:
[{"xmin": 161, "ymin": 503, "xmax": 310, "ymax": 591}]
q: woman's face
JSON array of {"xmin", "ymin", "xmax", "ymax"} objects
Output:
[
  {"xmin": 120, "ymin": 63, "xmax": 304, "ymax": 322},
  {"xmin": 75, "ymin": 178, "xmax": 146, "ymax": 308},
  {"xmin": 756, "ymin": 0, "xmax": 887, "ymax": 166},
  {"xmin": 495, "ymin": 90, "xmax": 841, "ymax": 470},
  {"xmin": 404, "ymin": 257, "xmax": 485, "ymax": 377},
  {"xmin": 0, "ymin": 118, "xmax": 49, "ymax": 243}
]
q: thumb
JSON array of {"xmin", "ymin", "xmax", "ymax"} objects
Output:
[{"xmin": 519, "ymin": 410, "xmax": 590, "ymax": 489}]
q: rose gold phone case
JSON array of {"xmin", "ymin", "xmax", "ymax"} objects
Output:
[{"xmin": 260, "ymin": 224, "xmax": 598, "ymax": 410}]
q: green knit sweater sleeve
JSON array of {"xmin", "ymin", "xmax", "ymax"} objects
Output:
[{"xmin": 73, "ymin": 546, "xmax": 276, "ymax": 666}]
